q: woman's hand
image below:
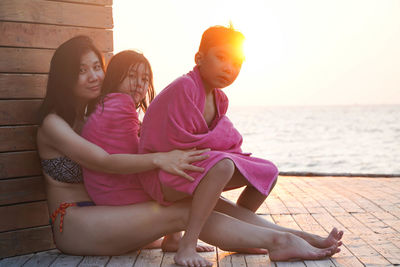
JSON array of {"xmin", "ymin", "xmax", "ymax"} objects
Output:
[{"xmin": 154, "ymin": 148, "xmax": 210, "ymax": 181}]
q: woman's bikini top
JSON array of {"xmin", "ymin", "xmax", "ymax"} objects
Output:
[{"xmin": 41, "ymin": 156, "xmax": 83, "ymax": 183}]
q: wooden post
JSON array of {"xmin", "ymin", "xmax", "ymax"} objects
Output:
[{"xmin": 0, "ymin": 0, "xmax": 113, "ymax": 258}]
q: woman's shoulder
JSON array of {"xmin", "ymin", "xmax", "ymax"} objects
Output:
[
  {"xmin": 37, "ymin": 113, "xmax": 71, "ymax": 155},
  {"xmin": 39, "ymin": 113, "xmax": 74, "ymax": 139},
  {"xmin": 41, "ymin": 113, "xmax": 68, "ymax": 129}
]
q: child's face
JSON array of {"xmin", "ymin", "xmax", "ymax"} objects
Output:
[
  {"xmin": 197, "ymin": 43, "xmax": 243, "ymax": 90},
  {"xmin": 117, "ymin": 63, "xmax": 150, "ymax": 105}
]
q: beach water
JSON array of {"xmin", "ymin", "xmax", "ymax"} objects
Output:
[{"xmin": 227, "ymin": 105, "xmax": 400, "ymax": 176}]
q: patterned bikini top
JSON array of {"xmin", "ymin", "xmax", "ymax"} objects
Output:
[{"xmin": 41, "ymin": 156, "xmax": 83, "ymax": 183}]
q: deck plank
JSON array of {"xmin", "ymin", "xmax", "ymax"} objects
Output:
[
  {"xmin": 275, "ymin": 261, "xmax": 306, "ymax": 267},
  {"xmin": 245, "ymin": 254, "xmax": 273, "ymax": 267},
  {"xmin": 49, "ymin": 253, "xmax": 83, "ymax": 267},
  {"xmin": 0, "ymin": 254, "xmax": 33, "ymax": 267},
  {"xmin": 22, "ymin": 250, "xmax": 60, "ymax": 266},
  {"xmin": 134, "ymin": 249, "xmax": 163, "ymax": 267},
  {"xmin": 2, "ymin": 176, "xmax": 400, "ymax": 266},
  {"xmin": 106, "ymin": 251, "xmax": 139, "ymax": 267},
  {"xmin": 303, "ymin": 259, "xmax": 335, "ymax": 267},
  {"xmin": 160, "ymin": 251, "xmax": 178, "ymax": 267},
  {"xmin": 77, "ymin": 256, "xmax": 109, "ymax": 267}
]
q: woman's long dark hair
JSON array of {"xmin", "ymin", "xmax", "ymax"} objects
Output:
[
  {"xmin": 87, "ymin": 50, "xmax": 155, "ymax": 115},
  {"xmin": 38, "ymin": 35, "xmax": 104, "ymax": 126}
]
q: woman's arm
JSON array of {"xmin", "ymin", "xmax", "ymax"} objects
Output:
[{"xmin": 40, "ymin": 114, "xmax": 208, "ymax": 181}]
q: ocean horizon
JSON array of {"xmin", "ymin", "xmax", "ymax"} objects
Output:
[{"xmin": 227, "ymin": 104, "xmax": 400, "ymax": 176}]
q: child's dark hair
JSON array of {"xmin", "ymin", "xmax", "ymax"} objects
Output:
[
  {"xmin": 88, "ymin": 50, "xmax": 155, "ymax": 114},
  {"xmin": 198, "ymin": 25, "xmax": 245, "ymax": 59},
  {"xmin": 38, "ymin": 35, "xmax": 104, "ymax": 126}
]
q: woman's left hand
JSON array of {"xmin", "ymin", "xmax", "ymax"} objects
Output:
[{"xmin": 154, "ymin": 148, "xmax": 210, "ymax": 181}]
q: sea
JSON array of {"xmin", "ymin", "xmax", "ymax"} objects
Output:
[{"xmin": 227, "ymin": 105, "xmax": 400, "ymax": 176}]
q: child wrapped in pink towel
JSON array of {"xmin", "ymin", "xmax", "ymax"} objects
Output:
[
  {"xmin": 82, "ymin": 92, "xmax": 153, "ymax": 205},
  {"xmin": 139, "ymin": 66, "xmax": 278, "ymax": 203},
  {"xmin": 139, "ymin": 25, "xmax": 278, "ymax": 266}
]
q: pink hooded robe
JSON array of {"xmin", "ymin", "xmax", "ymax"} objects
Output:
[{"xmin": 139, "ymin": 67, "xmax": 278, "ymax": 205}]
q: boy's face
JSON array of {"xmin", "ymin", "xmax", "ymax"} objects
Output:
[{"xmin": 196, "ymin": 43, "xmax": 243, "ymax": 90}]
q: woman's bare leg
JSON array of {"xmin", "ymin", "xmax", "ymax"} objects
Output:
[
  {"xmin": 53, "ymin": 201, "xmax": 189, "ymax": 255},
  {"xmin": 53, "ymin": 200, "xmax": 340, "ymax": 262},
  {"xmin": 198, "ymin": 211, "xmax": 340, "ymax": 261},
  {"xmin": 215, "ymin": 197, "xmax": 344, "ymax": 249}
]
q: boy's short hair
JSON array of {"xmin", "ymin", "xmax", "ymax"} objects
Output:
[{"xmin": 198, "ymin": 25, "xmax": 245, "ymax": 59}]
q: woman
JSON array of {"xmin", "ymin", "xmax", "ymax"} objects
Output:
[{"xmin": 37, "ymin": 36, "xmax": 342, "ymax": 266}]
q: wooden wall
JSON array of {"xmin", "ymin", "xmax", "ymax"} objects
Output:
[{"xmin": 0, "ymin": 0, "xmax": 113, "ymax": 258}]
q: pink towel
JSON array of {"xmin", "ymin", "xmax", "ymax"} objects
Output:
[
  {"xmin": 81, "ymin": 93, "xmax": 152, "ymax": 205},
  {"xmin": 139, "ymin": 67, "xmax": 278, "ymax": 205}
]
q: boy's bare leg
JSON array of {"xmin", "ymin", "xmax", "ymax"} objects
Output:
[
  {"xmin": 215, "ymin": 197, "xmax": 344, "ymax": 248},
  {"xmin": 223, "ymin": 169, "xmax": 275, "ymax": 212},
  {"xmin": 161, "ymin": 232, "xmax": 214, "ymax": 252},
  {"xmin": 162, "ymin": 159, "xmax": 235, "ymax": 267}
]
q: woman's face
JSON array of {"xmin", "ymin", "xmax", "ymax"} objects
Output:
[
  {"xmin": 117, "ymin": 63, "xmax": 150, "ymax": 105},
  {"xmin": 73, "ymin": 51, "xmax": 104, "ymax": 101}
]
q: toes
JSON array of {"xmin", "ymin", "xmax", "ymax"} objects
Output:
[
  {"xmin": 175, "ymin": 256, "xmax": 211, "ymax": 267},
  {"xmin": 197, "ymin": 258, "xmax": 212, "ymax": 267},
  {"xmin": 337, "ymin": 230, "xmax": 344, "ymax": 240},
  {"xmin": 331, "ymin": 227, "xmax": 338, "ymax": 236},
  {"xmin": 196, "ymin": 245, "xmax": 214, "ymax": 252}
]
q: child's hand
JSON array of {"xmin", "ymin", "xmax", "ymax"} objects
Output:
[{"xmin": 155, "ymin": 148, "xmax": 210, "ymax": 181}]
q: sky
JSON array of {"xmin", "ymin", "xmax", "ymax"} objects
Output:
[{"xmin": 113, "ymin": 0, "xmax": 400, "ymax": 107}]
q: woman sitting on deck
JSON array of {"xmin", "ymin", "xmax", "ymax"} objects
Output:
[{"xmin": 36, "ymin": 35, "xmax": 343, "ymax": 265}]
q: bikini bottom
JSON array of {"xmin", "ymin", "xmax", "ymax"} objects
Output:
[{"xmin": 50, "ymin": 201, "xmax": 95, "ymax": 232}]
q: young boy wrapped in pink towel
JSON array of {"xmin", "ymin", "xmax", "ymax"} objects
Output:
[{"xmin": 139, "ymin": 25, "xmax": 279, "ymax": 266}]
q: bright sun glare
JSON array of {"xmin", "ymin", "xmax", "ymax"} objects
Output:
[{"xmin": 113, "ymin": 1, "xmax": 400, "ymax": 107}]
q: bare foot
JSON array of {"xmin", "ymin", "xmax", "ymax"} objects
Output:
[
  {"xmin": 303, "ymin": 227, "xmax": 344, "ymax": 249},
  {"xmin": 142, "ymin": 238, "xmax": 163, "ymax": 249},
  {"xmin": 269, "ymin": 233, "xmax": 340, "ymax": 261},
  {"xmin": 174, "ymin": 246, "xmax": 213, "ymax": 267},
  {"xmin": 162, "ymin": 233, "xmax": 214, "ymax": 252}
]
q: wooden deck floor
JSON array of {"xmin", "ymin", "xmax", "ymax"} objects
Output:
[{"xmin": 1, "ymin": 176, "xmax": 399, "ymax": 267}]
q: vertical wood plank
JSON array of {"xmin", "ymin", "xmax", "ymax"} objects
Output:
[
  {"xmin": 0, "ymin": 226, "xmax": 55, "ymax": 258},
  {"xmin": 0, "ymin": 74, "xmax": 47, "ymax": 99},
  {"xmin": 0, "ymin": 22, "xmax": 113, "ymax": 52},
  {"xmin": 0, "ymin": 201, "xmax": 49, "ymax": 232},
  {"xmin": 0, "ymin": 0, "xmax": 113, "ymax": 28},
  {"xmin": 0, "ymin": 126, "xmax": 38, "ymax": 152}
]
